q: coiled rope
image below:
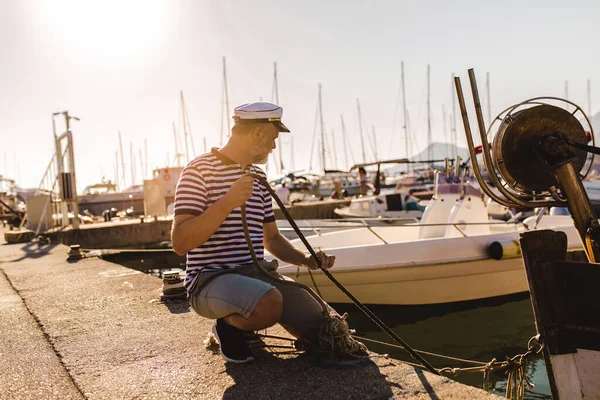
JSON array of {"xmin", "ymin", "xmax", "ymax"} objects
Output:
[{"xmin": 242, "ymin": 170, "xmax": 438, "ymax": 374}]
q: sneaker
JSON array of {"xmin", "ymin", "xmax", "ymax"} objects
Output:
[{"xmin": 212, "ymin": 319, "xmax": 255, "ymax": 364}]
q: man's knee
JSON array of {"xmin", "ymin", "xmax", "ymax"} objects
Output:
[{"xmin": 250, "ymin": 288, "xmax": 283, "ymax": 327}]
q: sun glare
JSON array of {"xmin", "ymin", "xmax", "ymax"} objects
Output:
[{"xmin": 31, "ymin": 0, "xmax": 172, "ymax": 70}]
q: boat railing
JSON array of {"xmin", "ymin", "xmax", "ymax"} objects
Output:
[
  {"xmin": 276, "ymin": 217, "xmax": 420, "ymax": 236},
  {"xmin": 277, "ymin": 218, "xmax": 524, "ymax": 243}
]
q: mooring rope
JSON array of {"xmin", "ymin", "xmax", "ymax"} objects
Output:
[{"xmin": 243, "ymin": 170, "xmax": 439, "ymax": 375}]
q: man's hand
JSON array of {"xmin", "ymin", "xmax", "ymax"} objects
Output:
[
  {"xmin": 224, "ymin": 174, "xmax": 254, "ymax": 209},
  {"xmin": 303, "ymin": 250, "xmax": 335, "ymax": 270}
]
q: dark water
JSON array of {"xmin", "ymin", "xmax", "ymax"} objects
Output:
[
  {"xmin": 335, "ymin": 295, "xmax": 550, "ymax": 399},
  {"xmin": 103, "ymin": 251, "xmax": 550, "ymax": 399}
]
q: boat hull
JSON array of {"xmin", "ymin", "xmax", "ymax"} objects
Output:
[
  {"xmin": 280, "ymin": 256, "xmax": 529, "ymax": 305},
  {"xmin": 275, "ymin": 218, "xmax": 581, "ymax": 305}
]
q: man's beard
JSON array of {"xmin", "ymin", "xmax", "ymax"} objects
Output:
[
  {"xmin": 251, "ymin": 154, "xmax": 269, "ymax": 164},
  {"xmin": 251, "ymin": 146, "xmax": 270, "ymax": 164}
]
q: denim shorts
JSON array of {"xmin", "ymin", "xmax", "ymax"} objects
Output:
[{"xmin": 188, "ymin": 260, "xmax": 335, "ymax": 342}]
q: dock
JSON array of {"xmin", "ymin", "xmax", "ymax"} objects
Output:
[{"xmin": 0, "ymin": 226, "xmax": 500, "ymax": 399}]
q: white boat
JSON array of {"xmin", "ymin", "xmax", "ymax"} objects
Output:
[
  {"xmin": 78, "ymin": 181, "xmax": 144, "ymax": 216},
  {"xmin": 273, "ymin": 176, "xmax": 582, "ymax": 305}
]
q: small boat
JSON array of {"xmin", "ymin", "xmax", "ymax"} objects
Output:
[{"xmin": 78, "ymin": 180, "xmax": 144, "ymax": 216}]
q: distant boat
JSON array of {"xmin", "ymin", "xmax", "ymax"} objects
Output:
[
  {"xmin": 78, "ymin": 180, "xmax": 144, "ymax": 216},
  {"xmin": 333, "ymin": 190, "xmax": 423, "ymax": 221}
]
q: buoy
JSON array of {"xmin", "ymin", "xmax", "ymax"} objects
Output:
[{"xmin": 487, "ymin": 240, "xmax": 522, "ymax": 260}]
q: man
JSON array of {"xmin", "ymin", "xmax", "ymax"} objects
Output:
[
  {"xmin": 171, "ymin": 102, "xmax": 346, "ymax": 363},
  {"xmin": 274, "ymin": 181, "xmax": 290, "ymax": 205}
]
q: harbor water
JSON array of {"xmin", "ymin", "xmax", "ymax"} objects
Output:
[
  {"xmin": 337, "ymin": 294, "xmax": 550, "ymax": 399},
  {"xmin": 106, "ymin": 252, "xmax": 550, "ymax": 399}
]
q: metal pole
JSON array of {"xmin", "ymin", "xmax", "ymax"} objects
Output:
[
  {"xmin": 553, "ymin": 160, "xmax": 600, "ymax": 261},
  {"xmin": 66, "ymin": 130, "xmax": 79, "ymax": 229},
  {"xmin": 454, "ymin": 76, "xmax": 515, "ymax": 208}
]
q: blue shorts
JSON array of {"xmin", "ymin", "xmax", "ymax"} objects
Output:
[{"xmin": 188, "ymin": 260, "xmax": 335, "ymax": 342}]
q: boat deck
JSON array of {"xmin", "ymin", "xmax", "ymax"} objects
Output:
[{"xmin": 0, "ymin": 225, "xmax": 500, "ymax": 399}]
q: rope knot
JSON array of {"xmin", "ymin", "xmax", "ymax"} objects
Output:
[{"xmin": 318, "ymin": 312, "xmax": 368, "ymax": 357}]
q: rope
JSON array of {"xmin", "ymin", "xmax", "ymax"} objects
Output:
[{"xmin": 246, "ymin": 170, "xmax": 439, "ymax": 375}]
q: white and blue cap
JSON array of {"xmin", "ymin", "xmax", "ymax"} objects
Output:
[{"xmin": 233, "ymin": 102, "xmax": 290, "ymax": 133}]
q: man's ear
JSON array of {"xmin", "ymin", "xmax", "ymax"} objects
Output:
[{"xmin": 251, "ymin": 126, "xmax": 263, "ymax": 143}]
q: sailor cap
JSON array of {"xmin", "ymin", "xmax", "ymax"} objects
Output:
[{"xmin": 233, "ymin": 102, "xmax": 290, "ymax": 133}]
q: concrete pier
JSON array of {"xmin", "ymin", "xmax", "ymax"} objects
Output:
[{"xmin": 0, "ymin": 226, "xmax": 500, "ymax": 399}]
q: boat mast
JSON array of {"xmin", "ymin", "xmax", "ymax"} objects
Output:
[
  {"xmin": 173, "ymin": 122, "xmax": 180, "ymax": 166},
  {"xmin": 331, "ymin": 128, "xmax": 337, "ymax": 169},
  {"xmin": 357, "ymin": 98, "xmax": 367, "ymax": 163},
  {"xmin": 371, "ymin": 126, "xmax": 378, "ymax": 161},
  {"xmin": 115, "ymin": 151, "xmax": 119, "ymax": 186},
  {"xmin": 451, "ymin": 73, "xmax": 457, "ymax": 153},
  {"xmin": 272, "ymin": 62, "xmax": 284, "ymax": 174},
  {"xmin": 118, "ymin": 130, "xmax": 126, "ymax": 189},
  {"xmin": 341, "ymin": 114, "xmax": 349, "ymax": 170},
  {"xmin": 427, "ymin": 64, "xmax": 432, "ymax": 160},
  {"xmin": 221, "ymin": 57, "xmax": 231, "ymax": 147},
  {"xmin": 144, "ymin": 138, "xmax": 148, "ymax": 180},
  {"xmin": 401, "ymin": 62, "xmax": 410, "ymax": 163},
  {"xmin": 130, "ymin": 142, "xmax": 135, "ymax": 187},
  {"xmin": 442, "ymin": 104, "xmax": 448, "ymax": 157},
  {"xmin": 309, "ymin": 102, "xmax": 318, "ymax": 172},
  {"xmin": 180, "ymin": 90, "xmax": 189, "ymax": 163},
  {"xmin": 318, "ymin": 83, "xmax": 326, "ymax": 172}
]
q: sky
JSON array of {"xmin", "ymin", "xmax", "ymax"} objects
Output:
[{"xmin": 2, "ymin": 0, "xmax": 600, "ymax": 191}]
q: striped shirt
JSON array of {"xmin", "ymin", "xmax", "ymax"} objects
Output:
[{"xmin": 173, "ymin": 148, "xmax": 275, "ymax": 293}]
